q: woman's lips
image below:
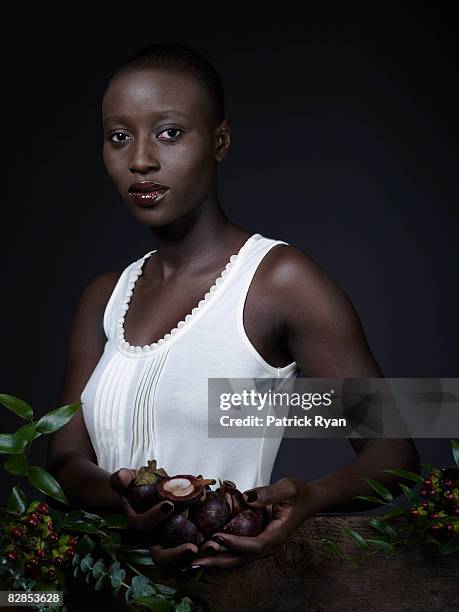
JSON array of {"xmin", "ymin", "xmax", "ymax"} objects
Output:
[{"xmin": 129, "ymin": 188, "xmax": 169, "ymax": 207}]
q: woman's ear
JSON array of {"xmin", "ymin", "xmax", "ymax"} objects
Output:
[{"xmin": 215, "ymin": 118, "xmax": 231, "ymax": 162}]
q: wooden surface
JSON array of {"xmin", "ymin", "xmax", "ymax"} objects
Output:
[{"xmin": 3, "ymin": 515, "xmax": 458, "ymax": 611}]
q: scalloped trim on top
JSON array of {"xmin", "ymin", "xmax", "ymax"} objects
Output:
[{"xmin": 115, "ymin": 233, "xmax": 260, "ymax": 355}]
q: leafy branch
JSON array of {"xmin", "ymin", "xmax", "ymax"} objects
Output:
[
  {"xmin": 321, "ymin": 439, "xmax": 459, "ymax": 565},
  {"xmin": 0, "ymin": 393, "xmax": 200, "ymax": 611}
]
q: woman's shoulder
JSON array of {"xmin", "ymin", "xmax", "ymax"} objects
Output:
[{"xmin": 260, "ymin": 240, "xmax": 354, "ymax": 320}]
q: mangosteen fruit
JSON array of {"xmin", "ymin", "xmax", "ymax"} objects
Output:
[
  {"xmin": 189, "ymin": 491, "xmax": 232, "ymax": 538},
  {"xmin": 156, "ymin": 511, "xmax": 205, "ymax": 548},
  {"xmin": 216, "ymin": 480, "xmax": 248, "ymax": 517},
  {"xmin": 221, "ymin": 507, "xmax": 268, "ymax": 537},
  {"xmin": 156, "ymin": 475, "xmax": 216, "ymax": 512},
  {"xmin": 126, "ymin": 459, "xmax": 168, "ymax": 513}
]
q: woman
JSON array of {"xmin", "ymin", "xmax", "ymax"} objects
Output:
[{"xmin": 46, "ymin": 42, "xmax": 419, "ymax": 573}]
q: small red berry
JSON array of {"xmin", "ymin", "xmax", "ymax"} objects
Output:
[
  {"xmin": 11, "ymin": 527, "xmax": 24, "ymax": 539},
  {"xmin": 29, "ymin": 558, "xmax": 39, "ymax": 567},
  {"xmin": 28, "ymin": 511, "xmax": 39, "ymax": 521},
  {"xmin": 420, "ymin": 489, "xmax": 429, "ymax": 497},
  {"xmin": 421, "ymin": 501, "xmax": 430, "ymax": 509},
  {"xmin": 69, "ymin": 537, "xmax": 78, "ymax": 547},
  {"xmin": 55, "ymin": 556, "xmax": 65, "ymax": 567},
  {"xmin": 47, "ymin": 569, "xmax": 56, "ymax": 580},
  {"xmin": 65, "ymin": 548, "xmax": 74, "ymax": 558},
  {"xmin": 36, "ymin": 549, "xmax": 46, "ymax": 559},
  {"xmin": 453, "ymin": 506, "xmax": 459, "ymax": 517},
  {"xmin": 36, "ymin": 503, "xmax": 49, "ymax": 514},
  {"xmin": 410, "ymin": 508, "xmax": 420, "ymax": 518},
  {"xmin": 26, "ymin": 517, "xmax": 39, "ymax": 529},
  {"xmin": 6, "ymin": 551, "xmax": 18, "ymax": 562},
  {"xmin": 430, "ymin": 512, "xmax": 441, "ymax": 520},
  {"xmin": 444, "ymin": 478, "xmax": 455, "ymax": 488},
  {"xmin": 428, "ymin": 489, "xmax": 437, "ymax": 496},
  {"xmin": 424, "ymin": 478, "xmax": 432, "ymax": 487},
  {"xmin": 48, "ymin": 532, "xmax": 59, "ymax": 544}
]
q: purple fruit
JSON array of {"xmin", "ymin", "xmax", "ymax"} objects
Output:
[
  {"xmin": 126, "ymin": 459, "xmax": 168, "ymax": 513},
  {"xmin": 156, "ymin": 475, "xmax": 216, "ymax": 512},
  {"xmin": 156, "ymin": 512, "xmax": 205, "ymax": 548},
  {"xmin": 189, "ymin": 491, "xmax": 231, "ymax": 538},
  {"xmin": 221, "ymin": 508, "xmax": 268, "ymax": 537},
  {"xmin": 216, "ymin": 481, "xmax": 248, "ymax": 517}
]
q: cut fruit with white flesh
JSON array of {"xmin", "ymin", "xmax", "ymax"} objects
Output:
[{"xmin": 163, "ymin": 478, "xmax": 195, "ymax": 497}]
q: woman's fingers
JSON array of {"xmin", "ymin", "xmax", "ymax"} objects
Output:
[
  {"xmin": 126, "ymin": 499, "xmax": 175, "ymax": 533},
  {"xmin": 197, "ymin": 541, "xmax": 228, "ymax": 556},
  {"xmin": 191, "ymin": 552, "xmax": 257, "ymax": 570},
  {"xmin": 242, "ymin": 478, "xmax": 301, "ymax": 507},
  {"xmin": 149, "ymin": 542, "xmax": 199, "ymax": 566}
]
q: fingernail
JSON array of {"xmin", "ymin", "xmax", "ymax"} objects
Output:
[
  {"xmin": 179, "ymin": 565, "xmax": 202, "ymax": 579},
  {"xmin": 211, "ymin": 536, "xmax": 225, "ymax": 546},
  {"xmin": 160, "ymin": 502, "xmax": 173, "ymax": 514},
  {"xmin": 244, "ymin": 490, "xmax": 258, "ymax": 502}
]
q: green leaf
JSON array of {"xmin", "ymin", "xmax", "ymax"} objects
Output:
[
  {"xmin": 0, "ymin": 433, "xmax": 28, "ymax": 454},
  {"xmin": 110, "ymin": 567, "xmax": 126, "ymax": 589},
  {"xmin": 80, "ymin": 554, "xmax": 94, "ymax": 573},
  {"xmin": 362, "ymin": 477, "xmax": 393, "ymax": 503},
  {"xmin": 156, "ymin": 584, "xmax": 176, "ymax": 596},
  {"xmin": 63, "ymin": 522, "xmax": 100, "ymax": 533},
  {"xmin": 451, "ymin": 439, "xmax": 459, "ymax": 469},
  {"xmin": 131, "ymin": 575, "xmax": 155, "ymax": 597},
  {"xmin": 382, "ymin": 468, "xmax": 424, "ymax": 483},
  {"xmin": 130, "ymin": 596, "xmax": 174, "ymax": 611},
  {"xmin": 438, "ymin": 538, "xmax": 459, "ymax": 555},
  {"xmin": 109, "ymin": 561, "xmax": 121, "ymax": 576},
  {"xmin": 95, "ymin": 574, "xmax": 105, "ymax": 591},
  {"xmin": 72, "ymin": 553, "xmax": 80, "ymax": 568},
  {"xmin": 367, "ymin": 517, "xmax": 398, "ymax": 539},
  {"xmin": 48, "ymin": 508, "xmax": 64, "ymax": 530},
  {"xmin": 3, "ymin": 453, "xmax": 28, "ymax": 475},
  {"xmin": 120, "ymin": 548, "xmax": 154, "ymax": 566},
  {"xmin": 35, "ymin": 403, "xmax": 81, "ymax": 434},
  {"xmin": 75, "ymin": 534, "xmax": 96, "ymax": 557},
  {"xmin": 341, "ymin": 526, "xmax": 369, "ymax": 549},
  {"xmin": 7, "ymin": 485, "xmax": 27, "ymax": 513},
  {"xmin": 320, "ymin": 538, "xmax": 347, "ymax": 560},
  {"xmin": 398, "ymin": 482, "xmax": 420, "ymax": 505},
  {"xmin": 92, "ymin": 558, "xmax": 105, "ymax": 579},
  {"xmin": 0, "ymin": 394, "xmax": 33, "ymax": 420},
  {"xmin": 101, "ymin": 514, "xmax": 129, "ymax": 529},
  {"xmin": 27, "ymin": 465, "xmax": 69, "ymax": 505},
  {"xmin": 353, "ymin": 495, "xmax": 385, "ymax": 504},
  {"xmin": 420, "ymin": 462, "xmax": 438, "ymax": 473},
  {"xmin": 101, "ymin": 533, "xmax": 122, "ymax": 561},
  {"xmin": 380, "ymin": 508, "xmax": 406, "ymax": 521},
  {"xmin": 175, "ymin": 599, "xmax": 192, "ymax": 612},
  {"xmin": 366, "ymin": 539, "xmax": 396, "ymax": 553},
  {"xmin": 15, "ymin": 422, "xmax": 41, "ymax": 442}
]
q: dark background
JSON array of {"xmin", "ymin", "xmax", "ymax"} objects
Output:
[{"xmin": 2, "ymin": 2, "xmax": 458, "ymax": 507}]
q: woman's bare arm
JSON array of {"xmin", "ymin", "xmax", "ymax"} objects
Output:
[
  {"xmin": 45, "ymin": 270, "xmax": 123, "ymax": 514},
  {"xmin": 268, "ymin": 245, "xmax": 420, "ymax": 512}
]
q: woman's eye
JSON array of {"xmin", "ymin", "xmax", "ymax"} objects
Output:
[
  {"xmin": 158, "ymin": 128, "xmax": 183, "ymax": 140},
  {"xmin": 110, "ymin": 132, "xmax": 130, "ymax": 144}
]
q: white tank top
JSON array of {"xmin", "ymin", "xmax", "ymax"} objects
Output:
[{"xmin": 81, "ymin": 233, "xmax": 300, "ymax": 492}]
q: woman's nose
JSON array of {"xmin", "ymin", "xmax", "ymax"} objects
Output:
[{"xmin": 128, "ymin": 135, "xmax": 160, "ymax": 173}]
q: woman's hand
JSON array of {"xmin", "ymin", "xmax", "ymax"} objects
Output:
[
  {"xmin": 189, "ymin": 478, "xmax": 316, "ymax": 571},
  {"xmin": 109, "ymin": 468, "xmax": 200, "ymax": 569}
]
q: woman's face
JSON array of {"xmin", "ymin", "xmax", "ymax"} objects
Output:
[{"xmin": 102, "ymin": 68, "xmax": 229, "ymax": 227}]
